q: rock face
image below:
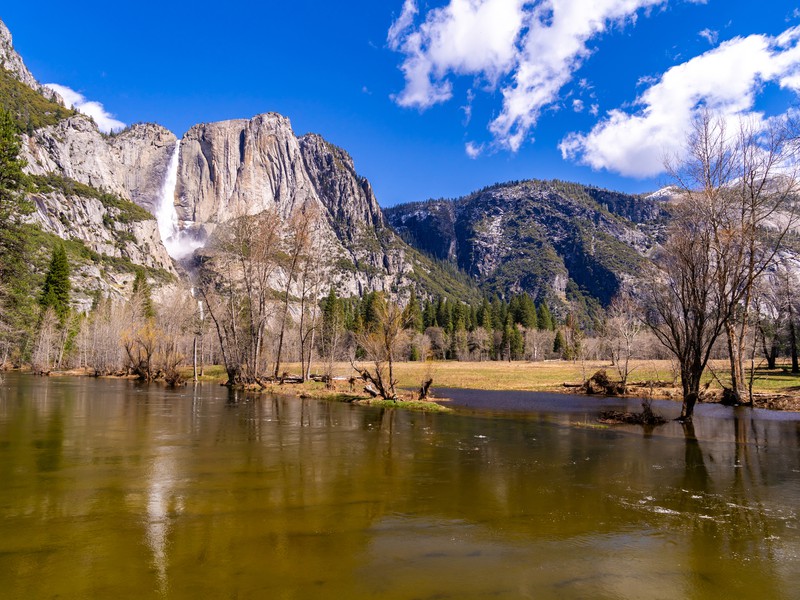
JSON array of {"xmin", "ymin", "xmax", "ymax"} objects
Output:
[
  {"xmin": 0, "ymin": 19, "xmax": 61, "ymax": 102},
  {"xmin": 19, "ymin": 115, "xmax": 178, "ymax": 277},
  {"xmin": 386, "ymin": 180, "xmax": 669, "ymax": 306},
  {"xmin": 22, "ymin": 115, "xmax": 176, "ymax": 210},
  {"xmin": 29, "ymin": 190, "xmax": 174, "ymax": 274},
  {"xmin": 174, "ymin": 114, "xmax": 465, "ymax": 298},
  {"xmin": 177, "ymin": 114, "xmax": 315, "ymax": 224}
]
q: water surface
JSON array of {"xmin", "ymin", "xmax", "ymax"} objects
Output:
[{"xmin": 1, "ymin": 374, "xmax": 798, "ymax": 599}]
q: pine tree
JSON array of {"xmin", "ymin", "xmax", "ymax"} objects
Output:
[
  {"xmin": 553, "ymin": 329, "xmax": 565, "ymax": 357},
  {"xmin": 422, "ymin": 299, "xmax": 436, "ymax": 329},
  {"xmin": 510, "ymin": 324, "xmax": 524, "ymax": 360},
  {"xmin": 40, "ymin": 244, "xmax": 71, "ymax": 323},
  {"xmin": 131, "ymin": 269, "xmax": 155, "ymax": 319},
  {"xmin": 491, "ymin": 295, "xmax": 505, "ymax": 330},
  {"xmin": 538, "ymin": 301, "xmax": 555, "ymax": 331},
  {"xmin": 404, "ymin": 288, "xmax": 424, "ymax": 333},
  {"xmin": 519, "ymin": 294, "xmax": 538, "ymax": 329},
  {"xmin": 0, "ymin": 108, "xmax": 34, "ymax": 351}
]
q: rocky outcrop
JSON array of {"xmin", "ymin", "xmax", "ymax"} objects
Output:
[
  {"xmin": 22, "ymin": 115, "xmax": 176, "ymax": 210},
  {"xmin": 299, "ymin": 133, "xmax": 384, "ymax": 243},
  {"xmin": 386, "ymin": 180, "xmax": 666, "ymax": 306},
  {"xmin": 0, "ymin": 18, "xmax": 61, "ymax": 102},
  {"xmin": 29, "ymin": 191, "xmax": 174, "ymax": 274}
]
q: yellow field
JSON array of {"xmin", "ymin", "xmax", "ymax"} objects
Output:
[{"xmin": 185, "ymin": 359, "xmax": 800, "ymax": 398}]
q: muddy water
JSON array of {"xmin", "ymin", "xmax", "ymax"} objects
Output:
[{"xmin": 0, "ymin": 373, "xmax": 798, "ymax": 599}]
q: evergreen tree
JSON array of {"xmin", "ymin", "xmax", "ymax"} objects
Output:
[
  {"xmin": 0, "ymin": 108, "xmax": 33, "ymax": 351},
  {"xmin": 0, "ymin": 109, "xmax": 27, "ymax": 224},
  {"xmin": 538, "ymin": 301, "xmax": 555, "ymax": 331},
  {"xmin": 518, "ymin": 294, "xmax": 538, "ymax": 329},
  {"xmin": 422, "ymin": 299, "xmax": 436, "ymax": 329},
  {"xmin": 477, "ymin": 298, "xmax": 491, "ymax": 329},
  {"xmin": 131, "ymin": 269, "xmax": 155, "ymax": 319},
  {"xmin": 553, "ymin": 329, "xmax": 565, "ymax": 357},
  {"xmin": 321, "ymin": 288, "xmax": 345, "ymax": 358},
  {"xmin": 491, "ymin": 295, "xmax": 505, "ymax": 330},
  {"xmin": 361, "ymin": 292, "xmax": 386, "ymax": 329},
  {"xmin": 468, "ymin": 304, "xmax": 478, "ymax": 331},
  {"xmin": 436, "ymin": 297, "xmax": 450, "ymax": 331},
  {"xmin": 510, "ymin": 324, "xmax": 524, "ymax": 360},
  {"xmin": 508, "ymin": 295, "xmax": 522, "ymax": 324},
  {"xmin": 404, "ymin": 288, "xmax": 424, "ymax": 333},
  {"xmin": 40, "ymin": 244, "xmax": 71, "ymax": 323},
  {"xmin": 480, "ymin": 300, "xmax": 493, "ymax": 333}
]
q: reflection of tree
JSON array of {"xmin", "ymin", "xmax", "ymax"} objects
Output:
[
  {"xmin": 678, "ymin": 417, "xmax": 783, "ymax": 597},
  {"xmin": 681, "ymin": 421, "xmax": 710, "ymax": 495}
]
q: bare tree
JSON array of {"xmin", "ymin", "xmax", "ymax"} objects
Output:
[
  {"xmin": 82, "ymin": 295, "xmax": 126, "ymax": 375},
  {"xmin": 605, "ymin": 292, "xmax": 644, "ymax": 392},
  {"xmin": 200, "ymin": 210, "xmax": 281, "ymax": 385},
  {"xmin": 468, "ymin": 327, "xmax": 491, "ymax": 361},
  {"xmin": 352, "ymin": 297, "xmax": 410, "ymax": 400},
  {"xmin": 425, "ymin": 326, "xmax": 448, "ymax": 360},
  {"xmin": 643, "ymin": 192, "xmax": 727, "ymax": 420},
  {"xmin": 296, "ymin": 207, "xmax": 325, "ymax": 381},
  {"xmin": 274, "ymin": 206, "xmax": 316, "ymax": 379},
  {"xmin": 31, "ymin": 307, "xmax": 59, "ymax": 374},
  {"xmin": 524, "ymin": 328, "xmax": 553, "ymax": 361},
  {"xmin": 667, "ymin": 112, "xmax": 798, "ymax": 405},
  {"xmin": 122, "ymin": 289, "xmax": 158, "ymax": 381},
  {"xmin": 156, "ymin": 291, "xmax": 194, "ymax": 386}
]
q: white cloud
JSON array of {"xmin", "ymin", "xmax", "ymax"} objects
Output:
[
  {"xmin": 388, "ymin": 0, "xmax": 419, "ymax": 51},
  {"xmin": 636, "ymin": 74, "xmax": 659, "ymax": 87},
  {"xmin": 461, "ymin": 88, "xmax": 475, "ymax": 125},
  {"xmin": 572, "ymin": 98, "xmax": 584, "ymax": 112},
  {"xmin": 559, "ymin": 27, "xmax": 800, "ymax": 177},
  {"xmin": 389, "ymin": 0, "xmax": 666, "ymax": 150},
  {"xmin": 388, "ymin": 0, "xmax": 528, "ymax": 110},
  {"xmin": 698, "ymin": 28, "xmax": 718, "ymax": 44},
  {"xmin": 45, "ymin": 83, "xmax": 125, "ymax": 133},
  {"xmin": 465, "ymin": 141, "xmax": 484, "ymax": 158}
]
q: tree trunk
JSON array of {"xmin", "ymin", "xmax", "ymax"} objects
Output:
[
  {"xmin": 790, "ymin": 302, "xmax": 799, "ymax": 374},
  {"xmin": 679, "ymin": 359, "xmax": 704, "ymax": 421}
]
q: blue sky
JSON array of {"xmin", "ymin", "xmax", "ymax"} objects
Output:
[{"xmin": 3, "ymin": 1, "xmax": 800, "ymax": 206}]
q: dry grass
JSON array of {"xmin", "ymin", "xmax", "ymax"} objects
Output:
[{"xmin": 180, "ymin": 359, "xmax": 800, "ymax": 410}]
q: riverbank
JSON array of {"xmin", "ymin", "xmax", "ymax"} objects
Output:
[
  {"xmin": 9, "ymin": 358, "xmax": 800, "ymax": 413},
  {"xmin": 180, "ymin": 359, "xmax": 800, "ymax": 413}
]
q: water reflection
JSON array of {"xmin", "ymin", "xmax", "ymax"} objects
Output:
[
  {"xmin": 146, "ymin": 445, "xmax": 181, "ymax": 596},
  {"xmin": 0, "ymin": 374, "xmax": 798, "ymax": 598}
]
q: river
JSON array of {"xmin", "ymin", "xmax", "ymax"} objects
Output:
[{"xmin": 0, "ymin": 373, "xmax": 798, "ymax": 599}]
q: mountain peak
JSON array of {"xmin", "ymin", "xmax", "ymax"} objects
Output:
[{"xmin": 0, "ymin": 18, "xmax": 62, "ymax": 103}]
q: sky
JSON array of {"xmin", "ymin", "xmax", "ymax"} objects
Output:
[{"xmin": 3, "ymin": 1, "xmax": 800, "ymax": 206}]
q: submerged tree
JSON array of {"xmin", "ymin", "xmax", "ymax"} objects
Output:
[{"xmin": 645, "ymin": 111, "xmax": 799, "ymax": 419}]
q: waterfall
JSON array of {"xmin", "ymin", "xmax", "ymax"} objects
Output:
[
  {"xmin": 156, "ymin": 140, "xmax": 182, "ymax": 257},
  {"xmin": 155, "ymin": 140, "xmax": 206, "ymax": 260}
]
